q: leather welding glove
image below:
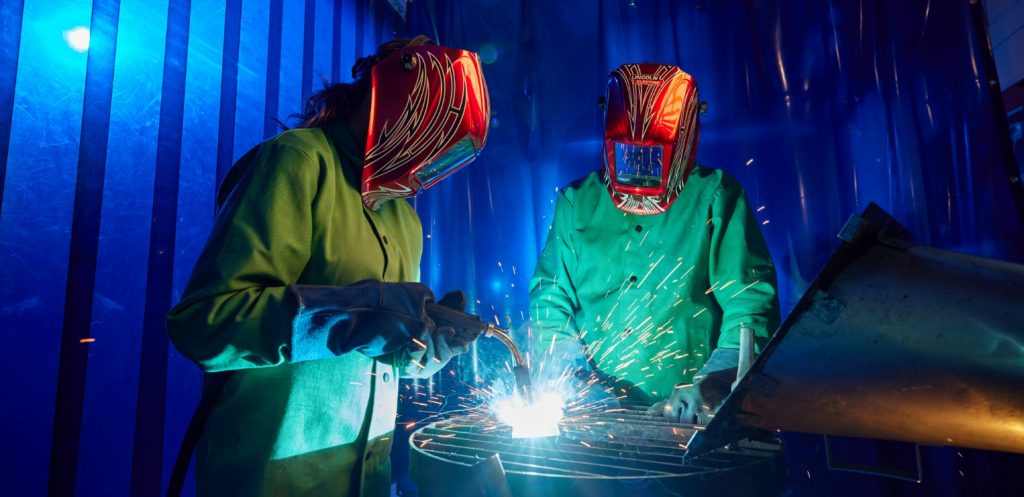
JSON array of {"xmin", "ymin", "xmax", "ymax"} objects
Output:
[
  {"xmin": 288, "ymin": 279, "xmax": 436, "ymax": 361},
  {"xmin": 397, "ymin": 290, "xmax": 482, "ymax": 378},
  {"xmin": 655, "ymin": 348, "xmax": 738, "ymax": 424},
  {"xmin": 426, "ymin": 290, "xmax": 487, "ymax": 350}
]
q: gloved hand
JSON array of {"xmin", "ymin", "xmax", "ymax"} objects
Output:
[
  {"xmin": 426, "ymin": 290, "xmax": 486, "ymax": 352},
  {"xmin": 651, "ymin": 348, "xmax": 738, "ymax": 424},
  {"xmin": 289, "ymin": 279, "xmax": 437, "ymax": 361},
  {"xmin": 400, "ymin": 290, "xmax": 481, "ymax": 378}
]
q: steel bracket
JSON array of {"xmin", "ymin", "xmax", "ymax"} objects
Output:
[
  {"xmin": 837, "ymin": 215, "xmax": 867, "ymax": 242},
  {"xmin": 809, "ymin": 290, "xmax": 845, "ymax": 324}
]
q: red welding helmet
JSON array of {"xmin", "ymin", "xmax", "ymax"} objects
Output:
[
  {"xmin": 361, "ymin": 43, "xmax": 490, "ymax": 210},
  {"xmin": 603, "ymin": 64, "xmax": 700, "ymax": 215}
]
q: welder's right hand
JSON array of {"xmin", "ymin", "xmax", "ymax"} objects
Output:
[
  {"xmin": 425, "ymin": 290, "xmax": 486, "ymax": 351},
  {"xmin": 289, "ymin": 279, "xmax": 436, "ymax": 361}
]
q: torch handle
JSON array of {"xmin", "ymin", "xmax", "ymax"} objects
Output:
[
  {"xmin": 425, "ymin": 303, "xmax": 534, "ymax": 402},
  {"xmin": 424, "ymin": 302, "xmax": 489, "ymax": 340}
]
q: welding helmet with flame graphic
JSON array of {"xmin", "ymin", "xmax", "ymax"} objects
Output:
[
  {"xmin": 603, "ymin": 64, "xmax": 700, "ymax": 215},
  {"xmin": 361, "ymin": 42, "xmax": 490, "ymax": 210}
]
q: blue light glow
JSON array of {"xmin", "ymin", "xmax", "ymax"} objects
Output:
[
  {"xmin": 478, "ymin": 43, "xmax": 498, "ymax": 64},
  {"xmin": 63, "ymin": 26, "xmax": 90, "ymax": 52}
]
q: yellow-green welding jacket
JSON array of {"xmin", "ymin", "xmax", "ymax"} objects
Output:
[{"xmin": 167, "ymin": 123, "xmax": 422, "ymax": 497}]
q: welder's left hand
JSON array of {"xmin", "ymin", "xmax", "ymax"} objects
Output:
[
  {"xmin": 398, "ymin": 325, "xmax": 458, "ymax": 378},
  {"xmin": 659, "ymin": 372, "xmax": 732, "ymax": 424},
  {"xmin": 653, "ymin": 348, "xmax": 739, "ymax": 424}
]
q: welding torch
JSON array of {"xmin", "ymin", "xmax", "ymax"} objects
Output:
[{"xmin": 425, "ymin": 303, "xmax": 534, "ymax": 403}]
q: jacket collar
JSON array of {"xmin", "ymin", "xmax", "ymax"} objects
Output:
[{"xmin": 323, "ymin": 122, "xmax": 364, "ymax": 190}]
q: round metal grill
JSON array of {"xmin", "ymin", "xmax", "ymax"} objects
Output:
[{"xmin": 410, "ymin": 406, "xmax": 783, "ymax": 496}]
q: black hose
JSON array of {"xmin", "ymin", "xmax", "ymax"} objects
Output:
[
  {"xmin": 165, "ymin": 372, "xmax": 232, "ymax": 497},
  {"xmin": 167, "ymin": 150, "xmax": 245, "ymax": 497}
]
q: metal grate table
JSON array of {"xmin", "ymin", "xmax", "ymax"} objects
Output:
[{"xmin": 410, "ymin": 406, "xmax": 783, "ymax": 496}]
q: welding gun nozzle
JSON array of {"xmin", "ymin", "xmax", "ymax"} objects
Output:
[{"xmin": 513, "ymin": 365, "xmax": 534, "ymax": 404}]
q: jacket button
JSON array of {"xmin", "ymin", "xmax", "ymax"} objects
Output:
[
  {"xmin": 382, "ymin": 372, "xmax": 390, "ymax": 383},
  {"xmin": 382, "ymin": 235, "xmax": 389, "ymax": 244},
  {"xmin": 635, "ymin": 225, "xmax": 643, "ymax": 232},
  {"xmin": 629, "ymin": 275, "xmax": 638, "ymax": 283},
  {"xmin": 364, "ymin": 451, "xmax": 372, "ymax": 461}
]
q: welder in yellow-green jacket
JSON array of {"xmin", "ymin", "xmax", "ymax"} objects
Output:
[
  {"xmin": 165, "ymin": 37, "xmax": 491, "ymax": 497},
  {"xmin": 530, "ymin": 64, "xmax": 780, "ymax": 423}
]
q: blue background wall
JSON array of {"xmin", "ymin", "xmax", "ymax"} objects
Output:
[
  {"xmin": 0, "ymin": 1, "xmax": 393, "ymax": 495},
  {"xmin": 1, "ymin": 1, "xmax": 1023, "ymax": 496}
]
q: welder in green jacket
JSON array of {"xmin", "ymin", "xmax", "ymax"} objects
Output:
[
  {"xmin": 166, "ymin": 37, "xmax": 490, "ymax": 497},
  {"xmin": 530, "ymin": 64, "xmax": 780, "ymax": 423}
]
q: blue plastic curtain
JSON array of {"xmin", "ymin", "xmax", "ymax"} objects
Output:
[{"xmin": 0, "ymin": 1, "xmax": 391, "ymax": 495}]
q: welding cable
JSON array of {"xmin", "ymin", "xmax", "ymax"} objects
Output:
[
  {"xmin": 166, "ymin": 157, "xmax": 247, "ymax": 497},
  {"xmin": 166, "ymin": 157, "xmax": 252, "ymax": 497},
  {"xmin": 165, "ymin": 372, "xmax": 232, "ymax": 497}
]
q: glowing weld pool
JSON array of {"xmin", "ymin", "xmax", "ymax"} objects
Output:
[{"xmin": 491, "ymin": 391, "xmax": 565, "ymax": 438}]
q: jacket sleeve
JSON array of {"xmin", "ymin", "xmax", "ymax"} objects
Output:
[
  {"xmin": 528, "ymin": 192, "xmax": 583, "ymax": 352},
  {"xmin": 166, "ymin": 142, "xmax": 319, "ymax": 372},
  {"xmin": 707, "ymin": 180, "xmax": 781, "ymax": 353}
]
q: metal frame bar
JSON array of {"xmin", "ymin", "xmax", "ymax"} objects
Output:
[{"xmin": 823, "ymin": 435, "xmax": 924, "ymax": 483}]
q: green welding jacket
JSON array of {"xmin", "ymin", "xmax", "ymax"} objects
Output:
[
  {"xmin": 529, "ymin": 166, "xmax": 780, "ymax": 401},
  {"xmin": 166, "ymin": 124, "xmax": 423, "ymax": 497}
]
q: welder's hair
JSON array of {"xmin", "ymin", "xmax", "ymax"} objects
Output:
[{"xmin": 296, "ymin": 35, "xmax": 434, "ymax": 128}]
